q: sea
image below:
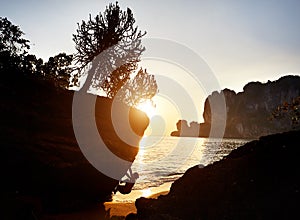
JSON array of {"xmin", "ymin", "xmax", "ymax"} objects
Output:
[{"xmin": 113, "ymin": 136, "xmax": 250, "ymax": 202}]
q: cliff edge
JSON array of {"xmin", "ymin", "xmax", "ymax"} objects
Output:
[{"xmin": 171, "ymin": 75, "xmax": 300, "ymax": 138}]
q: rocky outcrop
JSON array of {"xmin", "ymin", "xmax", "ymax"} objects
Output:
[
  {"xmin": 135, "ymin": 129, "xmax": 300, "ymax": 219},
  {"xmin": 170, "ymin": 120, "xmax": 200, "ymax": 137},
  {"xmin": 203, "ymin": 75, "xmax": 300, "ymax": 138},
  {"xmin": 171, "ymin": 75, "xmax": 300, "ymax": 138},
  {"xmin": 0, "ymin": 74, "xmax": 149, "ymax": 216}
]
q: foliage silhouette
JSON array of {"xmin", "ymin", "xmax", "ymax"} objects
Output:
[
  {"xmin": 0, "ymin": 17, "xmax": 30, "ymax": 74},
  {"xmin": 72, "ymin": 2, "xmax": 157, "ymax": 106},
  {"xmin": 1, "ymin": 3, "xmax": 158, "ymax": 105},
  {"xmin": 43, "ymin": 53, "xmax": 74, "ymax": 89},
  {"xmin": 0, "ymin": 17, "xmax": 74, "ymax": 89},
  {"xmin": 0, "ymin": 17, "xmax": 30, "ymax": 57},
  {"xmin": 271, "ymin": 96, "xmax": 300, "ymax": 127},
  {"xmin": 116, "ymin": 68, "xmax": 158, "ymax": 107}
]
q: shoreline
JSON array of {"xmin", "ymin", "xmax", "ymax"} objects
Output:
[
  {"xmin": 104, "ymin": 202, "xmax": 137, "ymax": 218},
  {"xmin": 104, "ymin": 186, "xmax": 170, "ymax": 218},
  {"xmin": 111, "ymin": 182, "xmax": 172, "ymax": 203}
]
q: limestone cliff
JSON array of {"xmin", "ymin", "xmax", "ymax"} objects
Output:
[
  {"xmin": 204, "ymin": 75, "xmax": 300, "ymax": 138},
  {"xmin": 172, "ymin": 75, "xmax": 300, "ymax": 138}
]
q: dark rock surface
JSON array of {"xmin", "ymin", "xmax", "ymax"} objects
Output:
[
  {"xmin": 136, "ymin": 129, "xmax": 300, "ymax": 219},
  {"xmin": 0, "ymin": 74, "xmax": 148, "ymax": 216}
]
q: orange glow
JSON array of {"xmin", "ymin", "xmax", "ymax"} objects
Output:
[{"xmin": 136, "ymin": 95, "xmax": 181, "ymax": 136}]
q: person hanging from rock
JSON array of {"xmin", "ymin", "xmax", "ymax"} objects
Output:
[{"xmin": 114, "ymin": 168, "xmax": 139, "ymax": 194}]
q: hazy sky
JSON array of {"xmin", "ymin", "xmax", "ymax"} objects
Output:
[
  {"xmin": 1, "ymin": 0, "xmax": 300, "ymax": 134},
  {"xmin": 1, "ymin": 0, "xmax": 300, "ymax": 91}
]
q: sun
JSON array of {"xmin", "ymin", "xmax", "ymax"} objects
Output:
[{"xmin": 136, "ymin": 100, "xmax": 156, "ymax": 118}]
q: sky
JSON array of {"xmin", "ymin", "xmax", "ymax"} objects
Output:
[{"xmin": 1, "ymin": 0, "xmax": 300, "ymax": 135}]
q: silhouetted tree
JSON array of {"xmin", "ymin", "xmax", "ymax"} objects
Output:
[
  {"xmin": 117, "ymin": 68, "xmax": 158, "ymax": 107},
  {"xmin": 0, "ymin": 17, "xmax": 30, "ymax": 73},
  {"xmin": 72, "ymin": 2, "xmax": 146, "ymax": 97},
  {"xmin": 0, "ymin": 17, "xmax": 75, "ymax": 89},
  {"xmin": 21, "ymin": 54, "xmax": 43, "ymax": 75},
  {"xmin": 43, "ymin": 53, "xmax": 74, "ymax": 89},
  {"xmin": 101, "ymin": 63, "xmax": 134, "ymax": 98},
  {"xmin": 0, "ymin": 17, "xmax": 30, "ymax": 56}
]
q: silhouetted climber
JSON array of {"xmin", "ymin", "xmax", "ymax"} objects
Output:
[{"xmin": 114, "ymin": 168, "xmax": 139, "ymax": 194}]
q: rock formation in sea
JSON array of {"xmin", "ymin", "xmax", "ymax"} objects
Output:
[
  {"xmin": 135, "ymin": 129, "xmax": 300, "ymax": 219},
  {"xmin": 170, "ymin": 120, "xmax": 200, "ymax": 137},
  {"xmin": 171, "ymin": 75, "xmax": 300, "ymax": 138},
  {"xmin": 0, "ymin": 73, "xmax": 149, "ymax": 216}
]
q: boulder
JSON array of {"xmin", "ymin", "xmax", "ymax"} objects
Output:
[
  {"xmin": 0, "ymin": 76, "xmax": 149, "ymax": 214},
  {"xmin": 136, "ymin": 129, "xmax": 300, "ymax": 219}
]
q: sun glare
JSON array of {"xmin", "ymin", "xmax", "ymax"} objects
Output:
[
  {"xmin": 141, "ymin": 188, "xmax": 152, "ymax": 198},
  {"xmin": 135, "ymin": 95, "xmax": 182, "ymax": 136},
  {"xmin": 136, "ymin": 101, "xmax": 156, "ymax": 118}
]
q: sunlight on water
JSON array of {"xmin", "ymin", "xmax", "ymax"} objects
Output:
[{"xmin": 113, "ymin": 136, "xmax": 249, "ymax": 202}]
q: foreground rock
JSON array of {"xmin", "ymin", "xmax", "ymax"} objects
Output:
[
  {"xmin": 0, "ymin": 75, "xmax": 148, "ymax": 217},
  {"xmin": 136, "ymin": 129, "xmax": 300, "ymax": 219}
]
